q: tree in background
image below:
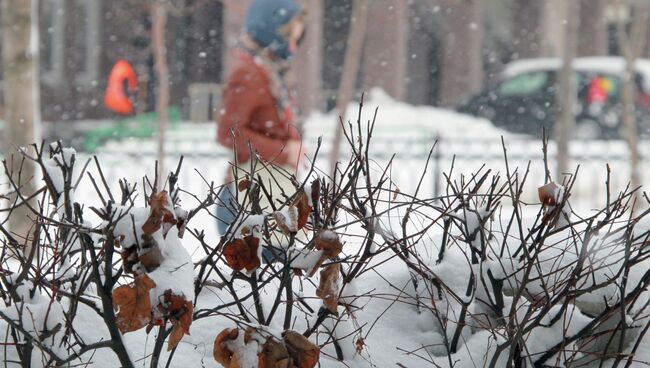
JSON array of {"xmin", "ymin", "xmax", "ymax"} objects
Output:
[
  {"xmin": 616, "ymin": 0, "xmax": 649, "ymax": 194},
  {"xmin": 555, "ymin": 0, "xmax": 580, "ymax": 180},
  {"xmin": 1, "ymin": 0, "xmax": 41, "ymax": 253},
  {"xmin": 151, "ymin": 0, "xmax": 170, "ymax": 178},
  {"xmin": 148, "ymin": 0, "xmax": 208, "ymax": 178}
]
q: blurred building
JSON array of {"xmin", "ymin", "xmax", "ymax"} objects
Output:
[{"xmin": 5, "ymin": 0, "xmax": 634, "ymax": 122}]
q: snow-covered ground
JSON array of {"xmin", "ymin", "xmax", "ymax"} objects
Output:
[
  {"xmin": 94, "ymin": 88, "xmax": 650, "ymax": 208},
  {"xmin": 1, "ymin": 90, "xmax": 649, "ymax": 367}
]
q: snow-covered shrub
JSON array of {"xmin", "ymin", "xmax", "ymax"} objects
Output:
[
  {"xmin": 0, "ymin": 103, "xmax": 648, "ymax": 368},
  {"xmin": 374, "ymin": 140, "xmax": 650, "ymax": 367}
]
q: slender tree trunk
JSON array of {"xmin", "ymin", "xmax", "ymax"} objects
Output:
[
  {"xmin": 152, "ymin": 2, "xmax": 169, "ymax": 180},
  {"xmin": 1, "ymin": 0, "xmax": 41, "ymax": 251},
  {"xmin": 555, "ymin": 0, "xmax": 580, "ymax": 180},
  {"xmin": 541, "ymin": 0, "xmax": 567, "ymax": 57},
  {"xmin": 329, "ymin": 0, "xmax": 369, "ymax": 175},
  {"xmin": 616, "ymin": 1, "xmax": 649, "ymax": 193}
]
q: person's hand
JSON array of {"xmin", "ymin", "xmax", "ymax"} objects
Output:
[{"xmin": 286, "ymin": 140, "xmax": 307, "ymax": 167}]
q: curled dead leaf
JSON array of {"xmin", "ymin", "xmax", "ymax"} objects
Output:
[
  {"xmin": 538, "ymin": 182, "xmax": 568, "ymax": 226},
  {"xmin": 223, "ymin": 236, "xmax": 261, "ymax": 272},
  {"xmin": 356, "ymin": 337, "xmax": 365, "ymax": 353},
  {"xmin": 113, "ymin": 274, "xmax": 156, "ymax": 333},
  {"xmin": 121, "ymin": 246, "xmax": 138, "ymax": 274},
  {"xmin": 176, "ymin": 218, "xmax": 187, "ymax": 238},
  {"xmin": 293, "ymin": 190, "xmax": 311, "ymax": 230},
  {"xmin": 273, "ymin": 207, "xmax": 299, "ymax": 234},
  {"xmin": 239, "ymin": 225, "xmax": 252, "ymax": 237},
  {"xmin": 316, "ymin": 263, "xmax": 341, "ymax": 313},
  {"xmin": 167, "ymin": 320, "xmax": 185, "ymax": 351},
  {"xmin": 282, "ymin": 330, "xmax": 320, "ymax": 368},
  {"xmin": 138, "ymin": 239, "xmax": 163, "ymax": 272},
  {"xmin": 310, "ymin": 179, "xmax": 320, "ymax": 211},
  {"xmin": 159, "ymin": 290, "xmax": 193, "ymax": 335},
  {"xmin": 393, "ymin": 187, "xmax": 401, "ymax": 201},
  {"xmin": 259, "ymin": 337, "xmax": 290, "ymax": 368},
  {"xmin": 314, "ymin": 230, "xmax": 342, "ymax": 259},
  {"xmin": 237, "ymin": 178, "xmax": 251, "ymax": 192},
  {"xmin": 143, "ymin": 191, "xmax": 177, "ymax": 236},
  {"xmin": 213, "ymin": 328, "xmax": 239, "ymax": 367},
  {"xmin": 538, "ymin": 182, "xmax": 559, "ymax": 206}
]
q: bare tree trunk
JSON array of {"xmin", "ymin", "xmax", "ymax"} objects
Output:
[
  {"xmin": 555, "ymin": 0, "xmax": 580, "ymax": 180},
  {"xmin": 329, "ymin": 0, "xmax": 369, "ymax": 175},
  {"xmin": 152, "ymin": 2, "xmax": 169, "ymax": 179},
  {"xmin": 1, "ymin": 0, "xmax": 41, "ymax": 250},
  {"xmin": 616, "ymin": 1, "xmax": 649, "ymax": 193},
  {"xmin": 541, "ymin": 0, "xmax": 567, "ymax": 57}
]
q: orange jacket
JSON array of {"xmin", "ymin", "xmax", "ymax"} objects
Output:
[
  {"xmin": 105, "ymin": 60, "xmax": 138, "ymax": 115},
  {"xmin": 217, "ymin": 51, "xmax": 300, "ymax": 165}
]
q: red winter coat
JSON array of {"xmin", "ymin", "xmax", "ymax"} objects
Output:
[
  {"xmin": 105, "ymin": 60, "xmax": 138, "ymax": 115},
  {"xmin": 217, "ymin": 51, "xmax": 300, "ymax": 166}
]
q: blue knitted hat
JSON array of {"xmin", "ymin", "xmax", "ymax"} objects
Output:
[{"xmin": 245, "ymin": 0, "xmax": 301, "ymax": 60}]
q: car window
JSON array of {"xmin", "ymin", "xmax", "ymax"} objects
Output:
[{"xmin": 498, "ymin": 72, "xmax": 549, "ymax": 97}]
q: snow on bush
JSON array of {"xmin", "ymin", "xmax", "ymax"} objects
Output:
[{"xmin": 0, "ymin": 104, "xmax": 649, "ymax": 367}]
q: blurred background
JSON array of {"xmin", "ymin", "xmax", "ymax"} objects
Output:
[{"xmin": 2, "ymin": 1, "xmax": 646, "ymax": 123}]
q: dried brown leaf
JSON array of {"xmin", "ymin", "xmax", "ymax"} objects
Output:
[
  {"xmin": 223, "ymin": 236, "xmax": 261, "ymax": 272},
  {"xmin": 159, "ymin": 290, "xmax": 193, "ymax": 335},
  {"xmin": 213, "ymin": 328, "xmax": 239, "ymax": 366},
  {"xmin": 273, "ymin": 207, "xmax": 299, "ymax": 234},
  {"xmin": 143, "ymin": 191, "xmax": 176, "ymax": 235},
  {"xmin": 237, "ymin": 178, "xmax": 251, "ymax": 192},
  {"xmin": 310, "ymin": 179, "xmax": 320, "ymax": 210},
  {"xmin": 282, "ymin": 330, "xmax": 320, "ymax": 368},
  {"xmin": 314, "ymin": 230, "xmax": 342, "ymax": 259},
  {"xmin": 167, "ymin": 320, "xmax": 185, "ymax": 351},
  {"xmin": 121, "ymin": 246, "xmax": 138, "ymax": 274},
  {"xmin": 259, "ymin": 337, "xmax": 290, "ymax": 368},
  {"xmin": 355, "ymin": 337, "xmax": 365, "ymax": 353},
  {"xmin": 316, "ymin": 263, "xmax": 341, "ymax": 313},
  {"xmin": 538, "ymin": 182, "xmax": 559, "ymax": 206},
  {"xmin": 293, "ymin": 191, "xmax": 311, "ymax": 230},
  {"xmin": 138, "ymin": 243, "xmax": 163, "ymax": 271},
  {"xmin": 113, "ymin": 274, "xmax": 156, "ymax": 333}
]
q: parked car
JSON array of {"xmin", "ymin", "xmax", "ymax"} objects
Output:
[{"xmin": 456, "ymin": 57, "xmax": 650, "ymax": 139}]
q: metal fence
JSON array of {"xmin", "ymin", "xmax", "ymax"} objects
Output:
[{"xmin": 86, "ymin": 133, "xmax": 650, "ymax": 209}]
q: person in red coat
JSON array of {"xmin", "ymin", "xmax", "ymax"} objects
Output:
[
  {"xmin": 216, "ymin": 0, "xmax": 306, "ymax": 238},
  {"xmin": 104, "ymin": 60, "xmax": 138, "ymax": 115}
]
